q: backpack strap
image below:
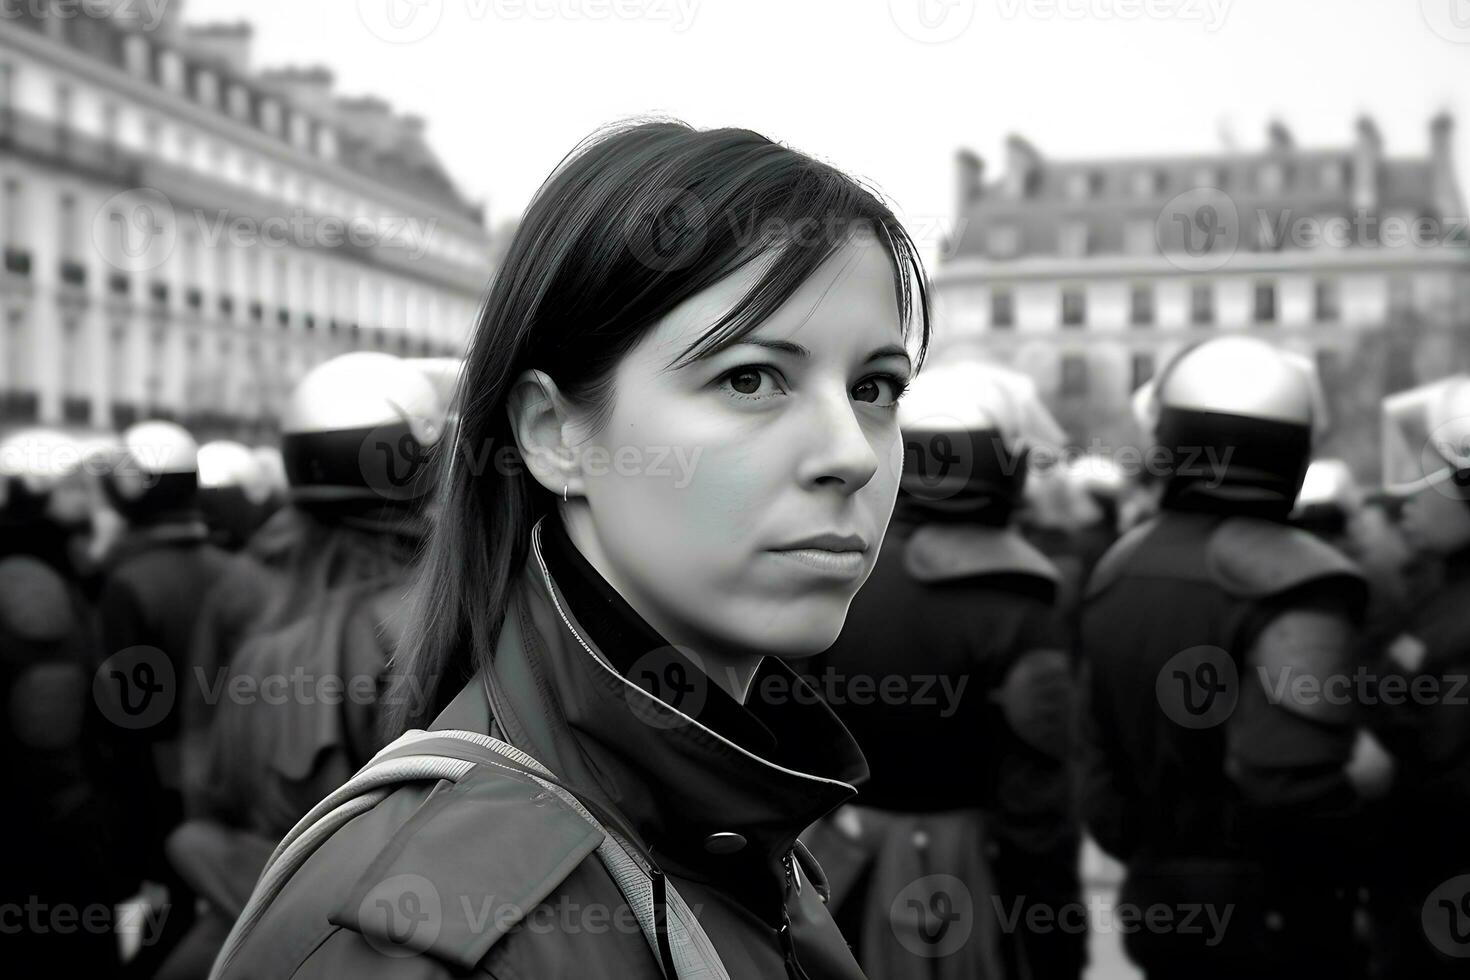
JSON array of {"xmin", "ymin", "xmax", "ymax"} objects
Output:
[{"xmin": 210, "ymin": 728, "xmax": 728, "ymax": 980}]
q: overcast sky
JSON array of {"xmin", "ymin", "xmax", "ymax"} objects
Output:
[{"xmin": 186, "ymin": 0, "xmax": 1470, "ymax": 259}]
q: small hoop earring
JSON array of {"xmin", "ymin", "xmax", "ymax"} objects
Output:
[{"xmin": 563, "ymin": 484, "xmax": 569, "ymax": 503}]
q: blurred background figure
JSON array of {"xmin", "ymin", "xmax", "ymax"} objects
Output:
[
  {"xmin": 195, "ymin": 440, "xmax": 284, "ymax": 551},
  {"xmin": 1075, "ymin": 337, "xmax": 1393, "ymax": 980},
  {"xmin": 0, "ymin": 427, "xmax": 121, "ymax": 974},
  {"xmin": 158, "ymin": 351, "xmax": 448, "ymax": 980},
  {"xmin": 1362, "ymin": 375, "xmax": 1470, "ymax": 978},
  {"xmin": 804, "ymin": 359, "xmax": 1084, "ymax": 980},
  {"xmin": 88, "ymin": 419, "xmax": 233, "ymax": 976}
]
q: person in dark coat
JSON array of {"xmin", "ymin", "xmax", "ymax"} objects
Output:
[
  {"xmin": 208, "ymin": 119, "xmax": 933, "ymax": 980},
  {"xmin": 1366, "ymin": 375, "xmax": 1470, "ymax": 977},
  {"xmin": 1075, "ymin": 337, "xmax": 1395, "ymax": 980},
  {"xmin": 90, "ymin": 420, "xmax": 233, "ymax": 974},
  {"xmin": 802, "ymin": 359, "xmax": 1083, "ymax": 980},
  {"xmin": 0, "ymin": 428, "xmax": 122, "ymax": 974},
  {"xmin": 157, "ymin": 354, "xmax": 439, "ymax": 980}
]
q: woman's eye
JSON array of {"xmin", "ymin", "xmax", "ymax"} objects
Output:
[
  {"xmin": 719, "ymin": 366, "xmax": 784, "ymax": 401},
  {"xmin": 852, "ymin": 374, "xmax": 910, "ymax": 408}
]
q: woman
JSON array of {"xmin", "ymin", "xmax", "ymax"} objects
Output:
[{"xmin": 212, "ymin": 119, "xmax": 930, "ymax": 980}]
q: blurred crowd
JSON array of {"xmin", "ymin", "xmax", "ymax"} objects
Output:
[{"xmin": 3, "ymin": 337, "xmax": 1470, "ymax": 979}]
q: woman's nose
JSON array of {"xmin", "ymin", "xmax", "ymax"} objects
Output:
[{"xmin": 794, "ymin": 387, "xmax": 881, "ymax": 494}]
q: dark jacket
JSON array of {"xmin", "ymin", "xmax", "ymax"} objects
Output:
[
  {"xmin": 805, "ymin": 516, "xmax": 1081, "ymax": 980},
  {"xmin": 93, "ymin": 519, "xmax": 232, "ymax": 885},
  {"xmin": 1076, "ymin": 510, "xmax": 1369, "ymax": 971},
  {"xmin": 212, "ymin": 515, "xmax": 869, "ymax": 979}
]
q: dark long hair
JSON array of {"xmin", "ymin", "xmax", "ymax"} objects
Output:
[{"xmin": 382, "ymin": 119, "xmax": 932, "ymax": 735}]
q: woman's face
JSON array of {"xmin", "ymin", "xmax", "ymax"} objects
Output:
[{"xmin": 565, "ymin": 237, "xmax": 911, "ymax": 659}]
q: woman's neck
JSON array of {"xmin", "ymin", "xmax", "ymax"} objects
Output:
[{"xmin": 550, "ymin": 505, "xmax": 765, "ymax": 704}]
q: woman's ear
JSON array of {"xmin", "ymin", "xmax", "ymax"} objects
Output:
[{"xmin": 506, "ymin": 369, "xmax": 578, "ymax": 497}]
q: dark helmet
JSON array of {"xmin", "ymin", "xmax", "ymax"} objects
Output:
[
  {"xmin": 99, "ymin": 420, "xmax": 202, "ymax": 523},
  {"xmin": 897, "ymin": 359, "xmax": 1066, "ymax": 525},
  {"xmin": 1137, "ymin": 336, "xmax": 1323, "ymax": 518},
  {"xmin": 280, "ymin": 352, "xmax": 447, "ymax": 507}
]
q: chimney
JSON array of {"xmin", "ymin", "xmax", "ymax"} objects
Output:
[
  {"xmin": 258, "ymin": 66, "xmax": 336, "ymax": 116},
  {"xmin": 1352, "ymin": 115, "xmax": 1382, "ymax": 212},
  {"xmin": 1003, "ymin": 135, "xmax": 1042, "ymax": 199},
  {"xmin": 955, "ymin": 149, "xmax": 984, "ymax": 211},
  {"xmin": 335, "ymin": 96, "xmax": 394, "ymax": 144},
  {"xmin": 184, "ymin": 22, "xmax": 253, "ymax": 77},
  {"xmin": 1431, "ymin": 112, "xmax": 1461, "ymax": 218},
  {"xmin": 1267, "ymin": 119, "xmax": 1293, "ymax": 152}
]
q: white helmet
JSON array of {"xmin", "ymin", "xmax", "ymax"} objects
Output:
[
  {"xmin": 101, "ymin": 420, "xmax": 201, "ymax": 521},
  {"xmin": 1135, "ymin": 337, "xmax": 1324, "ymax": 513},
  {"xmin": 281, "ymin": 352, "xmax": 447, "ymax": 504},
  {"xmin": 1381, "ymin": 375, "xmax": 1470, "ymax": 500},
  {"xmin": 897, "ymin": 359, "xmax": 1066, "ymax": 518}
]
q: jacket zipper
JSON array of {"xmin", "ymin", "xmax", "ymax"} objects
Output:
[{"xmin": 780, "ymin": 851, "xmax": 815, "ymax": 980}]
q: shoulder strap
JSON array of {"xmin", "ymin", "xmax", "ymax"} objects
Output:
[{"xmin": 210, "ymin": 728, "xmax": 729, "ymax": 980}]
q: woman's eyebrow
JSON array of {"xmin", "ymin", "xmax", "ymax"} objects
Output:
[{"xmin": 720, "ymin": 339, "xmax": 912, "ymax": 367}]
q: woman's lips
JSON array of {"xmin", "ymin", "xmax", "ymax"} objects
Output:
[{"xmin": 768, "ymin": 547, "xmax": 866, "ymax": 579}]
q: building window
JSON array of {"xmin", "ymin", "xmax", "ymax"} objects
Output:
[
  {"xmin": 1061, "ymin": 288, "xmax": 1086, "ymax": 327},
  {"xmin": 1314, "ymin": 279, "xmax": 1341, "ymax": 322},
  {"xmin": 1190, "ymin": 283, "xmax": 1214, "ymax": 326},
  {"xmin": 1130, "ymin": 284, "xmax": 1154, "ymax": 327},
  {"xmin": 1131, "ymin": 352, "xmax": 1155, "ymax": 390},
  {"xmin": 1253, "ymin": 281, "xmax": 1276, "ymax": 323},
  {"xmin": 991, "ymin": 289, "xmax": 1015, "ymax": 329},
  {"xmin": 1060, "ymin": 354, "xmax": 1089, "ymax": 397}
]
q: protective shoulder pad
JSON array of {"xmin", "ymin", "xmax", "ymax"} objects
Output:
[
  {"xmin": 0, "ymin": 556, "xmax": 73, "ymax": 643},
  {"xmin": 1083, "ymin": 519, "xmax": 1157, "ymax": 600},
  {"xmin": 1207, "ymin": 517, "xmax": 1365, "ymax": 600},
  {"xmin": 903, "ymin": 524, "xmax": 1060, "ymax": 592},
  {"xmin": 329, "ymin": 761, "xmax": 603, "ymax": 970}
]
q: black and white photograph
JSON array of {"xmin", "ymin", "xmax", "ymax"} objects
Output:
[{"xmin": 2, "ymin": 1, "xmax": 1470, "ymax": 977}]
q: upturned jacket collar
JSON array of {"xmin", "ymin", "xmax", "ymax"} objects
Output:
[{"xmin": 430, "ymin": 516, "xmax": 867, "ymax": 899}]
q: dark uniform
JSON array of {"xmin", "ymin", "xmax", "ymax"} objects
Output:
[
  {"xmin": 1076, "ymin": 337, "xmax": 1378, "ymax": 980},
  {"xmin": 1368, "ymin": 547, "xmax": 1470, "ymax": 976},
  {"xmin": 807, "ymin": 512, "xmax": 1081, "ymax": 980},
  {"xmin": 88, "ymin": 423, "xmax": 232, "ymax": 976},
  {"xmin": 1078, "ymin": 512, "xmax": 1369, "ymax": 976},
  {"xmin": 0, "ymin": 555, "xmax": 121, "ymax": 974}
]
